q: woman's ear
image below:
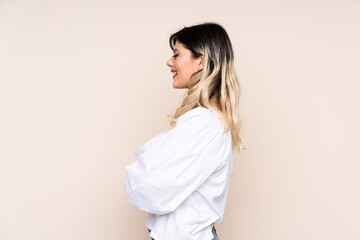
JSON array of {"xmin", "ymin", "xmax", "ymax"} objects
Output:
[{"xmin": 198, "ymin": 56, "xmax": 204, "ymax": 70}]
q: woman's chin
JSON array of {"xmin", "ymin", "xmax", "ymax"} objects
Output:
[
  {"xmin": 172, "ymin": 79, "xmax": 189, "ymax": 89},
  {"xmin": 172, "ymin": 84, "xmax": 184, "ymax": 89},
  {"xmin": 172, "ymin": 81, "xmax": 180, "ymax": 89}
]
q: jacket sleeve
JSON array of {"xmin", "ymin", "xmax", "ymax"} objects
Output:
[{"xmin": 124, "ymin": 109, "xmax": 228, "ymax": 215}]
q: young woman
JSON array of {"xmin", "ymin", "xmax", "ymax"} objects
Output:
[{"xmin": 124, "ymin": 22, "xmax": 245, "ymax": 240}]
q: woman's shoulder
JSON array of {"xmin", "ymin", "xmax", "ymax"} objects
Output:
[
  {"xmin": 176, "ymin": 106, "xmax": 225, "ymax": 133},
  {"xmin": 177, "ymin": 106, "xmax": 215, "ymax": 124}
]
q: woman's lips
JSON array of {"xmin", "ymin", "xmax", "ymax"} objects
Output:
[{"xmin": 171, "ymin": 70, "xmax": 177, "ymax": 79}]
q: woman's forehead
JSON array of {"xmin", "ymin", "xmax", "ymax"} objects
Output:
[{"xmin": 173, "ymin": 42, "xmax": 185, "ymax": 51}]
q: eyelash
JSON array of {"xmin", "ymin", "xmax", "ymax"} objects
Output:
[{"xmin": 173, "ymin": 54, "xmax": 179, "ymax": 58}]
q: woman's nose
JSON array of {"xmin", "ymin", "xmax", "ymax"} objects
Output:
[{"xmin": 166, "ymin": 58, "xmax": 173, "ymax": 67}]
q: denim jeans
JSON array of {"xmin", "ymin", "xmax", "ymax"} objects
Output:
[{"xmin": 148, "ymin": 226, "xmax": 219, "ymax": 240}]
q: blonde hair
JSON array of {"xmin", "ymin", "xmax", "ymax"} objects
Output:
[{"xmin": 167, "ymin": 22, "xmax": 246, "ymax": 152}]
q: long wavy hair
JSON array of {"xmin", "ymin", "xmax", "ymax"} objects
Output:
[{"xmin": 167, "ymin": 22, "xmax": 246, "ymax": 152}]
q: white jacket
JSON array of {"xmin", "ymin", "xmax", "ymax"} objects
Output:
[{"xmin": 124, "ymin": 106, "xmax": 234, "ymax": 240}]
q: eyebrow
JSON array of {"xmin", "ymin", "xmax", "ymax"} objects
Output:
[{"xmin": 173, "ymin": 48, "xmax": 180, "ymax": 53}]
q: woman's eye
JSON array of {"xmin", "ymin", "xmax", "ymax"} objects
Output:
[{"xmin": 173, "ymin": 54, "xmax": 179, "ymax": 58}]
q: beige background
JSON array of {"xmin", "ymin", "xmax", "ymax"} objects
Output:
[{"xmin": 0, "ymin": 0, "xmax": 359, "ymax": 239}]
